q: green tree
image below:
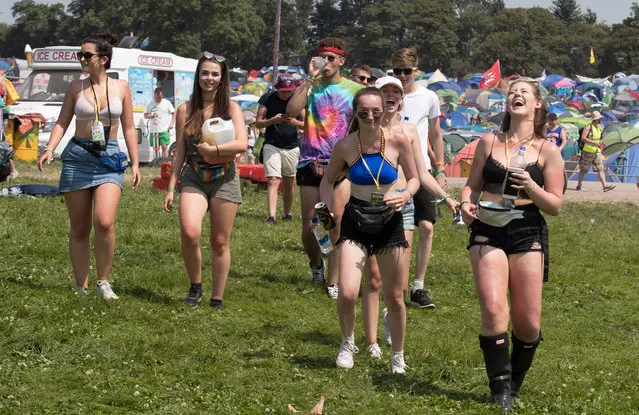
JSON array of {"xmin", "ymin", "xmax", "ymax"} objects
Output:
[
  {"xmin": 5, "ymin": 0, "xmax": 72, "ymax": 56},
  {"xmin": 407, "ymin": 0, "xmax": 458, "ymax": 73},
  {"xmin": 550, "ymin": 0, "xmax": 582, "ymax": 23}
]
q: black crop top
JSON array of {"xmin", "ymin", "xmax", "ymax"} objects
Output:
[{"xmin": 482, "ymin": 137, "xmax": 545, "ymax": 190}]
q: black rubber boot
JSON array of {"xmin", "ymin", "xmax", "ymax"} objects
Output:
[
  {"xmin": 511, "ymin": 331, "xmax": 542, "ymax": 400},
  {"xmin": 479, "ymin": 333, "xmax": 512, "ymax": 411}
]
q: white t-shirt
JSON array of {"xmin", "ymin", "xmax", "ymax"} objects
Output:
[
  {"xmin": 145, "ymin": 98, "xmax": 175, "ymax": 132},
  {"xmin": 399, "ymin": 85, "xmax": 440, "ymax": 170}
]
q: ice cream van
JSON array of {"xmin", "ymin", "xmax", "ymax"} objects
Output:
[{"xmin": 12, "ymin": 46, "xmax": 198, "ymax": 163}]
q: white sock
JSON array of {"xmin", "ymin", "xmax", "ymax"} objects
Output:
[
  {"xmin": 412, "ymin": 280, "xmax": 424, "ymax": 292},
  {"xmin": 343, "ymin": 334, "xmax": 355, "ymax": 344}
]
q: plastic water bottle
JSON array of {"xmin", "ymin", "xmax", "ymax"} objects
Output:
[
  {"xmin": 503, "ymin": 145, "xmax": 527, "ymax": 207},
  {"xmin": 311, "ymin": 216, "xmax": 333, "ymax": 254}
]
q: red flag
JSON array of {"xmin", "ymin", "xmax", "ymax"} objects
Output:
[{"xmin": 480, "ymin": 60, "xmax": 501, "ymax": 90}]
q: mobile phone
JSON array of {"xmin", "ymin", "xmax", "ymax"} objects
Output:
[{"xmin": 503, "ymin": 167, "xmax": 524, "ymax": 200}]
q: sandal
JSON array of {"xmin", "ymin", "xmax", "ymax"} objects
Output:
[{"xmin": 603, "ymin": 185, "xmax": 616, "ymax": 192}]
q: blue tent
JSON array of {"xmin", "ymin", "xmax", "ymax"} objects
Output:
[
  {"xmin": 541, "ymin": 74, "xmax": 564, "ymax": 89},
  {"xmin": 441, "ymin": 111, "xmax": 471, "ymax": 129},
  {"xmin": 428, "ymin": 81, "xmax": 463, "ymax": 94}
]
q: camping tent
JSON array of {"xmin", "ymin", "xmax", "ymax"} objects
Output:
[{"xmin": 604, "ymin": 143, "xmax": 639, "ymax": 183}]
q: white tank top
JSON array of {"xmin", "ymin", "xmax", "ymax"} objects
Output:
[{"xmin": 74, "ymin": 78, "xmax": 123, "ymax": 124}]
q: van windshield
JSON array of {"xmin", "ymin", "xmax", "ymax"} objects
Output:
[{"xmin": 17, "ymin": 70, "xmax": 82, "ymax": 102}]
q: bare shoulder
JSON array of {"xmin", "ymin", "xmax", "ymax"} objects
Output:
[
  {"xmin": 229, "ymin": 100, "xmax": 242, "ymax": 113},
  {"xmin": 115, "ymin": 78, "xmax": 130, "ymax": 91},
  {"xmin": 177, "ymin": 101, "xmax": 190, "ymax": 115}
]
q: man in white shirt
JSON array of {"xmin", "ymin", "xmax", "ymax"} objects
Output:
[
  {"xmin": 392, "ymin": 47, "xmax": 446, "ymax": 309},
  {"xmin": 144, "ymin": 88, "xmax": 176, "ymax": 158}
]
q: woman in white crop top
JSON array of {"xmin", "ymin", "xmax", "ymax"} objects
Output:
[{"xmin": 38, "ymin": 32, "xmax": 140, "ymax": 300}]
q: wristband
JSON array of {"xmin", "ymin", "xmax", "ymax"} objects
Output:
[
  {"xmin": 459, "ymin": 201, "xmax": 470, "ymax": 209},
  {"xmin": 433, "ymin": 170, "xmax": 446, "ymax": 178},
  {"xmin": 527, "ymin": 183, "xmax": 537, "ymax": 195},
  {"xmin": 44, "ymin": 145, "xmax": 55, "ymax": 152},
  {"xmin": 167, "ymin": 188, "xmax": 177, "ymax": 193},
  {"xmin": 435, "ymin": 194, "xmax": 450, "ymax": 206},
  {"xmin": 435, "ymin": 161, "xmax": 445, "ymax": 166}
]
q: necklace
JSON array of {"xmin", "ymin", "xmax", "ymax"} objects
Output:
[{"xmin": 357, "ymin": 128, "xmax": 385, "ymax": 189}]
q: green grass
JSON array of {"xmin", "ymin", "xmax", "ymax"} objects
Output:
[{"xmin": 1, "ymin": 160, "xmax": 638, "ymax": 414}]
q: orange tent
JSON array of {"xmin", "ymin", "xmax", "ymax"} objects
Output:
[{"xmin": 445, "ymin": 138, "xmax": 480, "ymax": 177}]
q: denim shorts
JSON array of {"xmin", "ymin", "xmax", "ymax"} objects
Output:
[{"xmin": 59, "ymin": 138, "xmax": 124, "ymax": 193}]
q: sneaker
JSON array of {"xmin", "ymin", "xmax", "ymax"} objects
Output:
[
  {"xmin": 603, "ymin": 185, "xmax": 616, "ymax": 192},
  {"xmin": 184, "ymin": 285, "xmax": 203, "ymax": 307},
  {"xmin": 575, "ymin": 185, "xmax": 583, "ymax": 191},
  {"xmin": 391, "ymin": 351, "xmax": 407, "ymax": 375},
  {"xmin": 410, "ymin": 289, "xmax": 435, "ymax": 309},
  {"xmin": 382, "ymin": 308, "xmax": 392, "ymax": 346},
  {"xmin": 336, "ymin": 339, "xmax": 359, "ymax": 369},
  {"xmin": 75, "ymin": 286, "xmax": 88, "ymax": 296},
  {"xmin": 310, "ymin": 261, "xmax": 326, "ymax": 284},
  {"xmin": 96, "ymin": 280, "xmax": 118, "ymax": 300},
  {"xmin": 282, "ymin": 214, "xmax": 292, "ymax": 221},
  {"xmin": 210, "ymin": 299, "xmax": 224, "ymax": 310},
  {"xmin": 367, "ymin": 343, "xmax": 382, "ymax": 359},
  {"xmin": 266, "ymin": 216, "xmax": 276, "ymax": 225},
  {"xmin": 326, "ymin": 284, "xmax": 339, "ymax": 299}
]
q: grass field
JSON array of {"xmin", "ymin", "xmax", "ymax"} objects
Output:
[{"xmin": 1, "ymin": 160, "xmax": 638, "ymax": 414}]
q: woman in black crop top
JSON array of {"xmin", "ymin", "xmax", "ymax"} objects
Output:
[{"xmin": 459, "ymin": 80, "xmax": 564, "ymax": 410}]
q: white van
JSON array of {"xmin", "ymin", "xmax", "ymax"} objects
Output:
[{"xmin": 13, "ymin": 46, "xmax": 198, "ymax": 163}]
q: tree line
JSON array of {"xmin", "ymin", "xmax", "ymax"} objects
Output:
[{"xmin": 2, "ymin": 0, "xmax": 639, "ymax": 79}]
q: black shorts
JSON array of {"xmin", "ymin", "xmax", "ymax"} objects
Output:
[
  {"xmin": 337, "ymin": 197, "xmax": 408, "ymax": 256},
  {"xmin": 296, "ymin": 162, "xmax": 346, "ymax": 187},
  {"xmin": 467, "ymin": 208, "xmax": 549, "ymax": 281},
  {"xmin": 413, "ymin": 185, "xmax": 436, "ymax": 224}
]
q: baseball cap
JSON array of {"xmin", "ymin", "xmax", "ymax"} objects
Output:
[{"xmin": 375, "ymin": 76, "xmax": 403, "ymax": 93}]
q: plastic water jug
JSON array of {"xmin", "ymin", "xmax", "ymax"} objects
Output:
[{"xmin": 201, "ymin": 118, "xmax": 235, "ymax": 146}]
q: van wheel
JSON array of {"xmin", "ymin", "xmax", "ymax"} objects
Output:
[{"xmin": 168, "ymin": 143, "xmax": 177, "ymax": 159}]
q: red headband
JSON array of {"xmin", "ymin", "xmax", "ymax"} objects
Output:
[{"xmin": 318, "ymin": 46, "xmax": 344, "ymax": 56}]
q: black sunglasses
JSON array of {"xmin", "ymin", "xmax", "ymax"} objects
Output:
[
  {"xmin": 356, "ymin": 110, "xmax": 384, "ymax": 119},
  {"xmin": 392, "ymin": 68, "xmax": 414, "ymax": 76},
  {"xmin": 77, "ymin": 52, "xmax": 99, "ymax": 61},
  {"xmin": 358, "ymin": 75, "xmax": 371, "ymax": 82},
  {"xmin": 320, "ymin": 55, "xmax": 336, "ymax": 63},
  {"xmin": 203, "ymin": 51, "xmax": 226, "ymax": 62}
]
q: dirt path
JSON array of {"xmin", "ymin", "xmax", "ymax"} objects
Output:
[{"xmin": 446, "ymin": 178, "xmax": 639, "ymax": 205}]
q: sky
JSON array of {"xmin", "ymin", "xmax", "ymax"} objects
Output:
[{"xmin": 0, "ymin": 0, "xmax": 635, "ymax": 25}]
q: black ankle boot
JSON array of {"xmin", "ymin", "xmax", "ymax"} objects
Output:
[
  {"xmin": 511, "ymin": 331, "xmax": 542, "ymax": 400},
  {"xmin": 479, "ymin": 333, "xmax": 512, "ymax": 411}
]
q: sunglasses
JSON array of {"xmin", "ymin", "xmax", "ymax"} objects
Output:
[
  {"xmin": 77, "ymin": 52, "xmax": 99, "ymax": 61},
  {"xmin": 358, "ymin": 75, "xmax": 371, "ymax": 82},
  {"xmin": 392, "ymin": 67, "xmax": 415, "ymax": 76},
  {"xmin": 320, "ymin": 54, "xmax": 337, "ymax": 63},
  {"xmin": 203, "ymin": 52, "xmax": 226, "ymax": 62},
  {"xmin": 356, "ymin": 110, "xmax": 384, "ymax": 119}
]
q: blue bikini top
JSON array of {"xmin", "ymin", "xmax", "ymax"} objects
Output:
[{"xmin": 348, "ymin": 128, "xmax": 398, "ymax": 187}]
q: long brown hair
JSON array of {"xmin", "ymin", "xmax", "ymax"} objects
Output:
[
  {"xmin": 501, "ymin": 80, "xmax": 548, "ymax": 139},
  {"xmin": 184, "ymin": 55, "xmax": 231, "ymax": 136},
  {"xmin": 348, "ymin": 87, "xmax": 386, "ymax": 134}
]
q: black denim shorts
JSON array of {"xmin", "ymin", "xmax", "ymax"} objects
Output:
[
  {"xmin": 467, "ymin": 208, "xmax": 549, "ymax": 281},
  {"xmin": 337, "ymin": 197, "xmax": 408, "ymax": 256}
]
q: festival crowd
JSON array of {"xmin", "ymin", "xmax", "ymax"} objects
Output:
[{"xmin": 37, "ymin": 32, "xmax": 565, "ymax": 411}]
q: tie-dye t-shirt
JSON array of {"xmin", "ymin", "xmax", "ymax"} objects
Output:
[{"xmin": 298, "ymin": 78, "xmax": 363, "ymax": 165}]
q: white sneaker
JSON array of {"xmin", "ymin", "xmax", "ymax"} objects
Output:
[
  {"xmin": 367, "ymin": 343, "xmax": 382, "ymax": 359},
  {"xmin": 336, "ymin": 339, "xmax": 359, "ymax": 369},
  {"xmin": 382, "ymin": 308, "xmax": 392, "ymax": 346},
  {"xmin": 96, "ymin": 280, "xmax": 119, "ymax": 300},
  {"xmin": 391, "ymin": 351, "xmax": 407, "ymax": 375},
  {"xmin": 326, "ymin": 284, "xmax": 339, "ymax": 300}
]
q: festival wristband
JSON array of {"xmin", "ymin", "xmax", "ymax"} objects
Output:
[
  {"xmin": 44, "ymin": 145, "xmax": 55, "ymax": 152},
  {"xmin": 435, "ymin": 161, "xmax": 445, "ymax": 166},
  {"xmin": 435, "ymin": 194, "xmax": 450, "ymax": 206},
  {"xmin": 459, "ymin": 201, "xmax": 470, "ymax": 209},
  {"xmin": 167, "ymin": 188, "xmax": 176, "ymax": 193},
  {"xmin": 433, "ymin": 170, "xmax": 446, "ymax": 178}
]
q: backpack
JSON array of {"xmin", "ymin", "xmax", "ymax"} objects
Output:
[{"xmin": 577, "ymin": 125, "xmax": 592, "ymax": 151}]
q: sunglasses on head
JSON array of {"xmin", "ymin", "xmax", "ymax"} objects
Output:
[
  {"xmin": 320, "ymin": 54, "xmax": 337, "ymax": 63},
  {"xmin": 356, "ymin": 109, "xmax": 384, "ymax": 119},
  {"xmin": 77, "ymin": 52, "xmax": 99, "ymax": 61},
  {"xmin": 203, "ymin": 51, "xmax": 225, "ymax": 62},
  {"xmin": 392, "ymin": 67, "xmax": 415, "ymax": 76},
  {"xmin": 277, "ymin": 79, "xmax": 293, "ymax": 87}
]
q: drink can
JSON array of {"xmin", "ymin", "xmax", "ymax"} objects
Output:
[{"xmin": 314, "ymin": 202, "xmax": 336, "ymax": 230}]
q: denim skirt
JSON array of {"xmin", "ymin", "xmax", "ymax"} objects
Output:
[{"xmin": 59, "ymin": 137, "xmax": 124, "ymax": 193}]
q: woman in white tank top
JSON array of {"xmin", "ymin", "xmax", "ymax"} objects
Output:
[{"xmin": 38, "ymin": 32, "xmax": 140, "ymax": 300}]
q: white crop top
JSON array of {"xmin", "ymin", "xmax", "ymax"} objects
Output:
[{"xmin": 74, "ymin": 78, "xmax": 123, "ymax": 123}]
